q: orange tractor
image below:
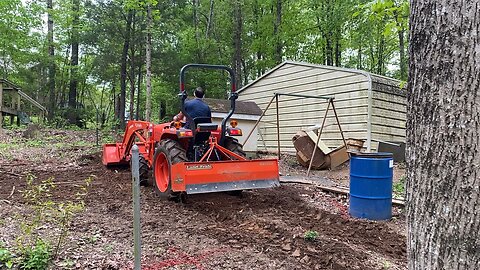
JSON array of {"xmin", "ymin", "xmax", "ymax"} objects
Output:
[{"xmin": 102, "ymin": 64, "xmax": 280, "ymax": 199}]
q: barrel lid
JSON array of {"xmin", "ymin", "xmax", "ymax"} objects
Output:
[{"xmin": 348, "ymin": 152, "xmax": 393, "ymax": 158}]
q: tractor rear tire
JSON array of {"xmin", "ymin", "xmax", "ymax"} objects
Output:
[
  {"xmin": 224, "ymin": 137, "xmax": 246, "ymax": 158},
  {"xmin": 152, "ymin": 139, "xmax": 187, "ymax": 201},
  {"xmin": 224, "ymin": 137, "xmax": 246, "ymax": 197}
]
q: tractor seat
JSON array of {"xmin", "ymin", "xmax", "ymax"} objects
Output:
[
  {"xmin": 193, "ymin": 117, "xmax": 214, "ymax": 144},
  {"xmin": 197, "ymin": 123, "xmax": 218, "ymax": 132}
]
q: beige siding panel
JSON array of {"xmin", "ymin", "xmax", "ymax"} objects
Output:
[
  {"xmin": 373, "ymin": 91, "xmax": 405, "ymax": 104},
  {"xmin": 240, "ymin": 74, "xmax": 368, "ymax": 101},
  {"xmin": 262, "ymin": 112, "xmax": 368, "ymax": 125},
  {"xmin": 259, "ymin": 97, "xmax": 367, "ymax": 116},
  {"xmin": 260, "ymin": 122, "xmax": 367, "ymax": 135},
  {"xmin": 372, "ymin": 132, "xmax": 405, "ymax": 142},
  {"xmin": 264, "ymin": 89, "xmax": 368, "ymax": 107},
  {"xmin": 239, "ymin": 81, "xmax": 368, "ymax": 102},
  {"xmin": 371, "ymin": 108, "xmax": 406, "ymax": 122},
  {"xmin": 251, "ymin": 68, "xmax": 342, "ymax": 89},
  {"xmin": 372, "ymin": 99, "xmax": 406, "ymax": 113},
  {"xmin": 371, "ymin": 125, "xmax": 405, "ymax": 137},
  {"xmin": 261, "ymin": 64, "xmax": 313, "ymax": 79},
  {"xmin": 371, "ymin": 115, "xmax": 405, "ymax": 129},
  {"xmin": 259, "ymin": 65, "xmax": 318, "ymax": 81}
]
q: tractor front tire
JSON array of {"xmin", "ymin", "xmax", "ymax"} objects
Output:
[
  {"xmin": 152, "ymin": 139, "xmax": 187, "ymax": 201},
  {"xmin": 139, "ymin": 155, "xmax": 150, "ymax": 186}
]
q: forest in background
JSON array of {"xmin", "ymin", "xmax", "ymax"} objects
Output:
[{"xmin": 0, "ymin": 0, "xmax": 408, "ymax": 128}]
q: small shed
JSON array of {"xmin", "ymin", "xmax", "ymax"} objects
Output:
[
  {"xmin": 237, "ymin": 61, "xmax": 406, "ymax": 152},
  {"xmin": 203, "ymin": 98, "xmax": 263, "ymax": 152}
]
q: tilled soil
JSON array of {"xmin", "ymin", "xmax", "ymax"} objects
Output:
[{"xmin": 0, "ymin": 129, "xmax": 407, "ymax": 269}]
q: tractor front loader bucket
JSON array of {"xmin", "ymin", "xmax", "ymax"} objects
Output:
[
  {"xmin": 102, "ymin": 142, "xmax": 147, "ymax": 166},
  {"xmin": 102, "ymin": 143, "xmax": 123, "ymax": 166},
  {"xmin": 170, "ymin": 159, "xmax": 280, "ymax": 194}
]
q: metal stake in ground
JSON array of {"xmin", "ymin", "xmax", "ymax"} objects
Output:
[{"xmin": 131, "ymin": 145, "xmax": 141, "ymax": 270}]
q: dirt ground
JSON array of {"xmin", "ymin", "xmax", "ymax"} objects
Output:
[{"xmin": 0, "ymin": 128, "xmax": 407, "ymax": 269}]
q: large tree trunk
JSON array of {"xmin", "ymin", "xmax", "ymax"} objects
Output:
[
  {"xmin": 68, "ymin": 0, "xmax": 79, "ymax": 111},
  {"xmin": 119, "ymin": 10, "xmax": 133, "ymax": 129},
  {"xmin": 232, "ymin": 0, "xmax": 243, "ymax": 88},
  {"xmin": 407, "ymin": 1, "xmax": 480, "ymax": 270},
  {"xmin": 47, "ymin": 0, "xmax": 56, "ymax": 120},
  {"xmin": 145, "ymin": 3, "xmax": 152, "ymax": 122}
]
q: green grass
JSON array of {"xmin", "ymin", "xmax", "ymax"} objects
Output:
[{"xmin": 393, "ymin": 175, "xmax": 406, "ymax": 199}]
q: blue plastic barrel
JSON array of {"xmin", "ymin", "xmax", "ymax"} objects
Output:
[{"xmin": 349, "ymin": 152, "xmax": 393, "ymax": 220}]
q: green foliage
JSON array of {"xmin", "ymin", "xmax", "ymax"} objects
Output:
[
  {"xmin": 18, "ymin": 240, "xmax": 50, "ymax": 270},
  {"xmin": 0, "ymin": 242, "xmax": 15, "ymax": 269},
  {"xmin": 14, "ymin": 174, "xmax": 92, "ymax": 268},
  {"xmin": 393, "ymin": 175, "xmax": 406, "ymax": 199},
  {"xmin": 304, "ymin": 230, "xmax": 319, "ymax": 241}
]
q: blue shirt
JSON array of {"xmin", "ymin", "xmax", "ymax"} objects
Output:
[{"xmin": 184, "ymin": 98, "xmax": 211, "ymax": 128}]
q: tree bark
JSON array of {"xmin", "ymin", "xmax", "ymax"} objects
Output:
[
  {"xmin": 47, "ymin": 0, "xmax": 56, "ymax": 120},
  {"xmin": 129, "ymin": 11, "xmax": 136, "ymax": 121},
  {"xmin": 232, "ymin": 0, "xmax": 243, "ymax": 88},
  {"xmin": 68, "ymin": 0, "xmax": 79, "ymax": 110},
  {"xmin": 398, "ymin": 25, "xmax": 406, "ymax": 81},
  {"xmin": 273, "ymin": 0, "xmax": 282, "ymax": 64},
  {"xmin": 206, "ymin": 0, "xmax": 214, "ymax": 38},
  {"xmin": 119, "ymin": 10, "xmax": 133, "ymax": 129},
  {"xmin": 334, "ymin": 34, "xmax": 341, "ymax": 67},
  {"xmin": 407, "ymin": 1, "xmax": 480, "ymax": 269},
  {"xmin": 136, "ymin": 58, "xmax": 142, "ymax": 121},
  {"xmin": 145, "ymin": 3, "xmax": 152, "ymax": 122}
]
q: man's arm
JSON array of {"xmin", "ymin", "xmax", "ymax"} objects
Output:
[{"xmin": 173, "ymin": 111, "xmax": 185, "ymax": 121}]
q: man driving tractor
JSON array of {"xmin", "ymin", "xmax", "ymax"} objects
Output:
[{"xmin": 173, "ymin": 87, "xmax": 211, "ymax": 128}]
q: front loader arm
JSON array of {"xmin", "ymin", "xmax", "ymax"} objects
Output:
[{"xmin": 119, "ymin": 121, "xmax": 151, "ymax": 160}]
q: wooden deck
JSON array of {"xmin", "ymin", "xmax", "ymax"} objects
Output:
[{"xmin": 0, "ymin": 79, "xmax": 47, "ymax": 126}]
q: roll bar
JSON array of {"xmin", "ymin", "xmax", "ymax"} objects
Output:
[{"xmin": 179, "ymin": 64, "xmax": 238, "ymax": 146}]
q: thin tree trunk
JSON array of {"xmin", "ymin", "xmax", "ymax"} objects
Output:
[
  {"xmin": 119, "ymin": 10, "xmax": 133, "ymax": 129},
  {"xmin": 193, "ymin": 0, "xmax": 202, "ymax": 61},
  {"xmin": 206, "ymin": 0, "xmax": 214, "ymax": 38},
  {"xmin": 334, "ymin": 34, "xmax": 341, "ymax": 67},
  {"xmin": 136, "ymin": 57, "xmax": 142, "ymax": 121},
  {"xmin": 357, "ymin": 43, "xmax": 362, "ymax": 70},
  {"xmin": 273, "ymin": 0, "xmax": 282, "ymax": 64},
  {"xmin": 129, "ymin": 11, "xmax": 136, "ymax": 121},
  {"xmin": 232, "ymin": 0, "xmax": 243, "ymax": 88},
  {"xmin": 47, "ymin": 0, "xmax": 56, "ymax": 120},
  {"xmin": 398, "ymin": 26, "xmax": 406, "ymax": 80},
  {"xmin": 145, "ymin": 3, "xmax": 152, "ymax": 122},
  {"xmin": 407, "ymin": 1, "xmax": 480, "ymax": 269},
  {"xmin": 68, "ymin": 0, "xmax": 79, "ymax": 111}
]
